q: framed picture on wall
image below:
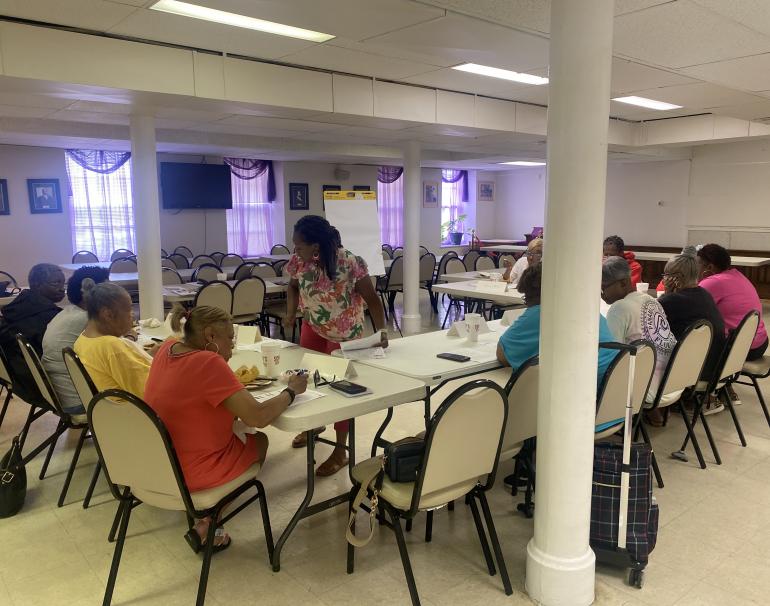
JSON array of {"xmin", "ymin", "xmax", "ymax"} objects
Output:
[
  {"xmin": 27, "ymin": 178, "xmax": 62, "ymax": 214},
  {"xmin": 289, "ymin": 182, "xmax": 309, "ymax": 211},
  {"xmin": 478, "ymin": 181, "xmax": 495, "ymax": 202},
  {"xmin": 353, "ymin": 185, "xmax": 371, "ymax": 191},
  {"xmin": 423, "ymin": 181, "xmax": 439, "ymax": 208},
  {"xmin": 0, "ymin": 180, "xmax": 9, "ymax": 215}
]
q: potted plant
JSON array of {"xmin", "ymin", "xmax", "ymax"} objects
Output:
[{"xmin": 441, "ymin": 214, "xmax": 467, "ymax": 245}]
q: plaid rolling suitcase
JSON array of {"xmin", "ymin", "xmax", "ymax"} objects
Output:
[{"xmin": 590, "ymin": 343, "xmax": 659, "ymax": 589}]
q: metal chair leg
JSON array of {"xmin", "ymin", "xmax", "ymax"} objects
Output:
[
  {"xmin": 477, "ymin": 491, "xmax": 513, "ymax": 596},
  {"xmin": 468, "ymin": 494, "xmax": 496, "ymax": 576},
  {"xmin": 424, "ymin": 510, "xmax": 433, "ymax": 543},
  {"xmin": 103, "ymin": 496, "xmax": 132, "ymax": 606},
  {"xmin": 0, "ymin": 388, "xmax": 11, "ymax": 430},
  {"xmin": 346, "ymin": 486, "xmax": 357, "ymax": 574},
  {"xmin": 256, "ymin": 480, "xmax": 275, "ymax": 561},
  {"xmin": 638, "ymin": 421, "xmax": 664, "ymax": 488},
  {"xmin": 58, "ymin": 427, "xmax": 88, "ymax": 507},
  {"xmin": 674, "ymin": 399, "xmax": 707, "ymax": 468},
  {"xmin": 17, "ymin": 405, "xmax": 38, "ymax": 452},
  {"xmin": 83, "ymin": 462, "xmax": 101, "ymax": 509},
  {"xmin": 39, "ymin": 419, "xmax": 65, "ymax": 480},
  {"xmin": 750, "ymin": 375, "xmax": 770, "ymax": 429},
  {"xmin": 721, "ymin": 386, "xmax": 747, "ymax": 447},
  {"xmin": 195, "ymin": 512, "xmax": 218, "ymax": 606},
  {"xmin": 389, "ymin": 506, "xmax": 421, "ymax": 606}
]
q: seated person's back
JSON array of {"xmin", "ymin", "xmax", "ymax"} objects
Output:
[
  {"xmin": 0, "ymin": 263, "xmax": 65, "ymax": 402},
  {"xmin": 73, "ymin": 281, "xmax": 150, "ymax": 398},
  {"xmin": 696, "ymin": 243, "xmax": 768, "ymax": 360},
  {"xmin": 602, "ymin": 256, "xmax": 677, "ymax": 399},
  {"xmin": 658, "ymin": 253, "xmax": 726, "ymax": 384},
  {"xmin": 42, "ymin": 266, "xmax": 109, "ymax": 413},
  {"xmin": 496, "ymin": 264, "xmax": 618, "ymax": 386},
  {"xmin": 144, "ymin": 304, "xmax": 307, "ymax": 492}
]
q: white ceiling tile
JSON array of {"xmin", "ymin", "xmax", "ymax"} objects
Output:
[
  {"xmin": 364, "ymin": 13, "xmax": 549, "ymax": 73},
  {"xmin": 614, "ymin": 0, "xmax": 676, "ymax": 16},
  {"xmin": 613, "ymin": 0, "xmax": 770, "ymax": 69},
  {"xmin": 0, "ymin": 0, "xmax": 137, "ymax": 31},
  {"xmin": 47, "ymin": 109, "xmax": 130, "ymax": 124},
  {"xmin": 611, "ymin": 58, "xmax": 700, "ymax": 95},
  {"xmin": 708, "ymin": 100, "xmax": 770, "ymax": 121},
  {"xmin": 680, "ymin": 53, "xmax": 770, "ymax": 92},
  {"xmin": 66, "ymin": 100, "xmax": 133, "ymax": 114},
  {"xmin": 623, "ymin": 82, "xmax": 766, "ymax": 110},
  {"xmin": 691, "ymin": 0, "xmax": 770, "ymax": 38},
  {"xmin": 506, "ymin": 86, "xmax": 549, "ymax": 106},
  {"xmin": 214, "ymin": 115, "xmax": 341, "ymax": 132},
  {"xmin": 0, "ymin": 104, "xmax": 56, "ymax": 119},
  {"xmin": 402, "ymin": 68, "xmax": 541, "ymax": 99},
  {"xmin": 279, "ymin": 44, "xmax": 436, "ymax": 80},
  {"xmin": 0, "ymin": 91, "xmax": 73, "ymax": 110},
  {"xmin": 108, "ymin": 8, "xmax": 317, "ymax": 58},
  {"xmin": 190, "ymin": 0, "xmax": 445, "ymax": 41}
]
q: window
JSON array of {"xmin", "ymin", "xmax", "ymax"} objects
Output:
[
  {"xmin": 377, "ymin": 167, "xmax": 404, "ymax": 247},
  {"xmin": 441, "ymin": 170, "xmax": 467, "ymax": 243},
  {"xmin": 226, "ymin": 164, "xmax": 274, "ymax": 257},
  {"xmin": 65, "ymin": 150, "xmax": 136, "ymax": 261}
]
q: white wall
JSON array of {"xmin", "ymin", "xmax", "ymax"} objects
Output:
[
  {"xmin": 0, "ymin": 145, "xmax": 72, "ymax": 285},
  {"xmin": 493, "ymin": 168, "xmax": 547, "ymax": 241}
]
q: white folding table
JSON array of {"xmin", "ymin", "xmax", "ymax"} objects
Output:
[
  {"xmin": 480, "ymin": 244, "xmax": 529, "ymax": 253},
  {"xmin": 162, "ymin": 277, "xmax": 288, "ymax": 303},
  {"xmin": 439, "ymin": 268, "xmax": 506, "ymax": 283},
  {"xmin": 432, "ymin": 280, "xmax": 525, "ymax": 306}
]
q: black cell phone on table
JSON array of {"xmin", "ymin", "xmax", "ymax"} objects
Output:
[
  {"xmin": 437, "ymin": 352, "xmax": 471, "ymax": 363},
  {"xmin": 330, "ymin": 380, "xmax": 368, "ymax": 396}
]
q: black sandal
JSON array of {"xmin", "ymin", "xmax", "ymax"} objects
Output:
[{"xmin": 184, "ymin": 525, "xmax": 232, "ymax": 555}]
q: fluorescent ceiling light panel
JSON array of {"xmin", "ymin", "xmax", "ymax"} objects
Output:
[
  {"xmin": 452, "ymin": 63, "xmax": 548, "ymax": 85},
  {"xmin": 500, "ymin": 161, "xmax": 546, "ymax": 166},
  {"xmin": 150, "ymin": 0, "xmax": 335, "ymax": 42},
  {"xmin": 612, "ymin": 96, "xmax": 682, "ymax": 111}
]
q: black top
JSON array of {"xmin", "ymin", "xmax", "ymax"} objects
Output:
[{"xmin": 659, "ymin": 287, "xmax": 726, "ymax": 383}]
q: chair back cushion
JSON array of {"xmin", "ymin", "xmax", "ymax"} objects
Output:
[
  {"xmin": 168, "ymin": 253, "xmax": 189, "ymax": 269},
  {"xmin": 251, "ymin": 264, "xmax": 277, "ymax": 279},
  {"xmin": 90, "ymin": 391, "xmax": 186, "ymax": 510},
  {"xmin": 161, "ymin": 258, "xmax": 176, "ymax": 269},
  {"xmin": 193, "ymin": 264, "xmax": 222, "ymax": 283},
  {"xmin": 72, "ymin": 251, "xmax": 98, "ymax": 263},
  {"xmin": 463, "ymin": 251, "xmax": 480, "ymax": 271},
  {"xmin": 110, "ymin": 249, "xmax": 134, "ymax": 261},
  {"xmin": 444, "ymin": 257, "xmax": 465, "ymax": 275},
  {"xmin": 161, "ymin": 268, "xmax": 183, "ymax": 285},
  {"xmin": 271, "ymin": 244, "xmax": 291, "ymax": 255},
  {"xmin": 720, "ymin": 312, "xmax": 760, "ymax": 380},
  {"xmin": 420, "ymin": 383, "xmax": 506, "ymax": 502},
  {"xmin": 502, "ymin": 359, "xmax": 538, "ymax": 454},
  {"xmin": 174, "ymin": 246, "xmax": 193, "ymax": 257},
  {"xmin": 657, "ymin": 321, "xmax": 712, "ymax": 398},
  {"xmin": 191, "ymin": 255, "xmax": 216, "ymax": 268},
  {"xmin": 221, "ymin": 254, "xmax": 244, "ymax": 267},
  {"xmin": 475, "ymin": 256, "xmax": 495, "ymax": 271},
  {"xmin": 195, "ymin": 282, "xmax": 233, "ymax": 313},
  {"xmin": 595, "ymin": 350, "xmax": 630, "ymax": 427},
  {"xmin": 63, "ymin": 348, "xmax": 97, "ymax": 410},
  {"xmin": 419, "ymin": 253, "xmax": 436, "ymax": 282},
  {"xmin": 232, "ymin": 277, "xmax": 265, "ymax": 317},
  {"xmin": 386, "ymin": 256, "xmax": 404, "ymax": 288},
  {"xmin": 233, "ymin": 262, "xmax": 257, "ymax": 280},
  {"xmin": 110, "ymin": 258, "xmax": 137, "ymax": 274},
  {"xmin": 16, "ymin": 335, "xmax": 61, "ymax": 413}
]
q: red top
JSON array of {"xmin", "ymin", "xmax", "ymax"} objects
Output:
[
  {"xmin": 144, "ymin": 340, "xmax": 257, "ymax": 492},
  {"xmin": 624, "ymin": 251, "xmax": 643, "ymax": 287}
]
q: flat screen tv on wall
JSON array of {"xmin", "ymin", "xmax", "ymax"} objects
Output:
[{"xmin": 160, "ymin": 162, "xmax": 233, "ymax": 209}]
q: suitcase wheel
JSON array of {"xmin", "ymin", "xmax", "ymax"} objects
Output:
[{"xmin": 628, "ymin": 568, "xmax": 644, "ymax": 589}]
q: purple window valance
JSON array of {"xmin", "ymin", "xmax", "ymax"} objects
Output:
[
  {"xmin": 378, "ymin": 165, "xmax": 404, "ymax": 184},
  {"xmin": 224, "ymin": 157, "xmax": 276, "ymax": 202},
  {"xmin": 65, "ymin": 149, "xmax": 131, "ymax": 174},
  {"xmin": 441, "ymin": 169, "xmax": 468, "ymax": 202}
]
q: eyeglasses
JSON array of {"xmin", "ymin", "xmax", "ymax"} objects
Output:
[{"xmin": 313, "ymin": 369, "xmax": 336, "ymax": 389}]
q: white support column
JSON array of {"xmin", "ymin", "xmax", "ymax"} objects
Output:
[
  {"xmin": 129, "ymin": 115, "xmax": 164, "ymax": 321},
  {"xmin": 402, "ymin": 140, "xmax": 422, "ymax": 334},
  {"xmin": 526, "ymin": 1, "xmax": 614, "ymax": 605}
]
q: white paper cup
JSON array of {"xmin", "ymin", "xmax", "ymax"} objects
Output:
[
  {"xmin": 261, "ymin": 342, "xmax": 281, "ymax": 377},
  {"xmin": 636, "ymin": 282, "xmax": 649, "ymax": 293},
  {"xmin": 656, "ymin": 290, "xmax": 664, "ymax": 298},
  {"xmin": 216, "ymin": 272, "xmax": 228, "ymax": 281},
  {"xmin": 465, "ymin": 313, "xmax": 481, "ymax": 343}
]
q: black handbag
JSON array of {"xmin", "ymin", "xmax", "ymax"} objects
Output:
[
  {"xmin": 0, "ymin": 436, "xmax": 27, "ymax": 518},
  {"xmin": 384, "ymin": 436, "xmax": 425, "ymax": 483}
]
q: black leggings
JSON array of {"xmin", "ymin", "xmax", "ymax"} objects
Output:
[{"xmin": 747, "ymin": 338, "xmax": 769, "ymax": 361}]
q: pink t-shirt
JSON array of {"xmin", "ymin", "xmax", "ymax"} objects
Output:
[{"xmin": 700, "ymin": 268, "xmax": 767, "ymax": 349}]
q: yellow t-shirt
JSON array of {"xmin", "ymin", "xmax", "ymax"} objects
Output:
[{"xmin": 74, "ymin": 334, "xmax": 152, "ymax": 398}]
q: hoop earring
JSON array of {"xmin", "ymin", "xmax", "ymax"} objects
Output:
[
  {"xmin": 312, "ymin": 251, "xmax": 320, "ymax": 261},
  {"xmin": 205, "ymin": 341, "xmax": 220, "ymax": 354}
]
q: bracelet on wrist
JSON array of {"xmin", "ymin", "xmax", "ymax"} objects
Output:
[{"xmin": 283, "ymin": 387, "xmax": 296, "ymax": 404}]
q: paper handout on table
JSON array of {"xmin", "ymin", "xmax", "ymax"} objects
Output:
[
  {"xmin": 236, "ymin": 325, "xmax": 261, "ymax": 347},
  {"xmin": 250, "ymin": 388, "xmax": 324, "ymax": 405},
  {"xmin": 339, "ymin": 331, "xmax": 386, "ymax": 352},
  {"xmin": 165, "ymin": 286, "xmax": 192, "ymax": 295},
  {"xmin": 335, "ymin": 347, "xmax": 386, "ymax": 361},
  {"xmin": 447, "ymin": 319, "xmax": 492, "ymax": 337}
]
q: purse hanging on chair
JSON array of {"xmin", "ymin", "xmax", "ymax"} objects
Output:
[{"xmin": 0, "ymin": 436, "xmax": 27, "ymax": 518}]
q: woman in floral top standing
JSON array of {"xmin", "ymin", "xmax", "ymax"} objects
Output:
[{"xmin": 284, "ymin": 215, "xmax": 388, "ymax": 476}]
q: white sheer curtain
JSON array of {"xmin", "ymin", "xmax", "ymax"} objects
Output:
[
  {"xmin": 377, "ymin": 173, "xmax": 404, "ymax": 247},
  {"xmin": 226, "ymin": 168, "xmax": 273, "ymax": 256},
  {"xmin": 65, "ymin": 152, "xmax": 136, "ymax": 261},
  {"xmin": 441, "ymin": 177, "xmax": 464, "ymax": 241}
]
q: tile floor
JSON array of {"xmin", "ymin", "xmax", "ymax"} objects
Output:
[{"xmin": 1, "ymin": 295, "xmax": 769, "ymax": 605}]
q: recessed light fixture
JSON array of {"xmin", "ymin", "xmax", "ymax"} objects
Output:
[
  {"xmin": 150, "ymin": 0, "xmax": 335, "ymax": 43},
  {"xmin": 452, "ymin": 63, "xmax": 548, "ymax": 85},
  {"xmin": 500, "ymin": 161, "xmax": 546, "ymax": 166},
  {"xmin": 612, "ymin": 96, "xmax": 682, "ymax": 111}
]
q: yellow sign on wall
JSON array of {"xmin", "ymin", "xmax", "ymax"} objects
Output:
[{"xmin": 323, "ymin": 190, "xmax": 376, "ymax": 201}]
